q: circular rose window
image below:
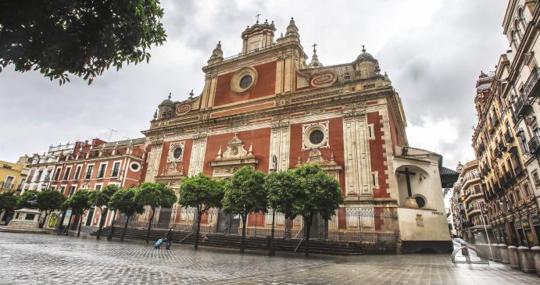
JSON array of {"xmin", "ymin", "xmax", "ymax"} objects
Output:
[
  {"xmin": 239, "ymin": 75, "xmax": 253, "ymax": 89},
  {"xmin": 230, "ymin": 67, "xmax": 257, "ymax": 93},
  {"xmin": 309, "ymin": 129, "xmax": 325, "ymax": 145}
]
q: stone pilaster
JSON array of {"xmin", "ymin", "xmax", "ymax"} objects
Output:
[
  {"xmin": 343, "ymin": 113, "xmax": 371, "ymax": 198},
  {"xmin": 188, "ymin": 134, "xmax": 208, "ymax": 176},
  {"xmin": 269, "ymin": 122, "xmax": 290, "ymax": 171},
  {"xmin": 144, "ymin": 139, "xmax": 163, "ymax": 182}
]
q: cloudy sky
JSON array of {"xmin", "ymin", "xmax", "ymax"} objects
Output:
[{"xmin": 0, "ymin": 0, "xmax": 508, "ymax": 169}]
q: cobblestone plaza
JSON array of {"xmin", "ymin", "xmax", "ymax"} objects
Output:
[{"xmin": 0, "ymin": 233, "xmax": 538, "ymax": 284}]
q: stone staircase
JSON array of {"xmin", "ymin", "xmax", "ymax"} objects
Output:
[{"xmin": 95, "ymin": 227, "xmax": 395, "ymax": 255}]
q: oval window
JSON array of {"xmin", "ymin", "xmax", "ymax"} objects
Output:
[
  {"xmin": 173, "ymin": 147, "xmax": 183, "ymax": 159},
  {"xmin": 309, "ymin": 129, "xmax": 325, "ymax": 145},
  {"xmin": 415, "ymin": 196, "xmax": 426, "ymax": 208},
  {"xmin": 130, "ymin": 162, "xmax": 140, "ymax": 172},
  {"xmin": 239, "ymin": 75, "xmax": 253, "ymax": 89}
]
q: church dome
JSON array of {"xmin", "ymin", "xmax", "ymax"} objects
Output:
[
  {"xmin": 159, "ymin": 93, "xmax": 174, "ymax": 106},
  {"xmin": 356, "ymin": 46, "xmax": 377, "ymax": 63}
]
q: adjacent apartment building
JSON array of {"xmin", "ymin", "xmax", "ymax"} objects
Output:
[{"xmin": 468, "ymin": 0, "xmax": 540, "ymax": 247}]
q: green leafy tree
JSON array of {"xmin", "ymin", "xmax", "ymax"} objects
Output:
[
  {"xmin": 16, "ymin": 190, "xmax": 38, "ymax": 209},
  {"xmin": 0, "ymin": 192, "xmax": 18, "ymax": 224},
  {"xmin": 0, "ymin": 0, "xmax": 167, "ymax": 84},
  {"xmin": 292, "ymin": 164, "xmax": 342, "ymax": 256},
  {"xmin": 36, "ymin": 189, "xmax": 66, "ymax": 228},
  {"xmin": 67, "ymin": 190, "xmax": 92, "ymax": 237},
  {"xmin": 265, "ymin": 170, "xmax": 302, "ymax": 254},
  {"xmin": 90, "ymin": 185, "xmax": 118, "ymax": 240},
  {"xmin": 136, "ymin": 182, "xmax": 177, "ymax": 244},
  {"xmin": 222, "ymin": 166, "xmax": 267, "ymax": 253},
  {"xmin": 178, "ymin": 174, "xmax": 224, "ymax": 249},
  {"xmin": 109, "ymin": 188, "xmax": 144, "ymax": 242}
]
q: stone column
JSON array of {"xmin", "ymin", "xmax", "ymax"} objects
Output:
[
  {"xmin": 508, "ymin": 246, "xmax": 520, "ymax": 269},
  {"xmin": 493, "ymin": 244, "xmax": 502, "ymax": 262},
  {"xmin": 518, "ymin": 246, "xmax": 535, "ymax": 273},
  {"xmin": 500, "ymin": 244, "xmax": 510, "ymax": 264},
  {"xmin": 531, "ymin": 246, "xmax": 540, "ymax": 276}
]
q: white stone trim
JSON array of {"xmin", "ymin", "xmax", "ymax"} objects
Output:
[
  {"xmin": 188, "ymin": 136, "xmax": 208, "ymax": 176},
  {"xmin": 269, "ymin": 124, "xmax": 291, "ymax": 171},
  {"xmin": 343, "ymin": 115, "xmax": 371, "ymax": 196}
]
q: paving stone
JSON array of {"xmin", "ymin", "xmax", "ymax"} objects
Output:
[{"xmin": 0, "ymin": 232, "xmax": 538, "ymax": 284}]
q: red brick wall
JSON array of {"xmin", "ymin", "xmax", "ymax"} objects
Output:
[
  {"xmin": 288, "ymin": 117, "xmax": 346, "ymax": 193},
  {"xmin": 203, "ymin": 128, "xmax": 271, "ymax": 175},
  {"xmin": 368, "ymin": 112, "xmax": 390, "ymax": 198},
  {"xmin": 213, "ymin": 62, "xmax": 276, "ymax": 107}
]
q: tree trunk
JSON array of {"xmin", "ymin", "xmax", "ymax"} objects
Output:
[
  {"xmin": 240, "ymin": 213, "xmax": 247, "ymax": 254},
  {"xmin": 38, "ymin": 211, "xmax": 48, "ymax": 228},
  {"xmin": 107, "ymin": 210, "xmax": 117, "ymax": 241},
  {"xmin": 269, "ymin": 209, "xmax": 275, "ymax": 256},
  {"xmin": 304, "ymin": 215, "xmax": 312, "ymax": 257},
  {"xmin": 64, "ymin": 214, "xmax": 72, "ymax": 236},
  {"xmin": 96, "ymin": 207, "xmax": 106, "ymax": 240},
  {"xmin": 77, "ymin": 213, "xmax": 83, "ymax": 237},
  {"xmin": 195, "ymin": 211, "xmax": 202, "ymax": 249},
  {"xmin": 284, "ymin": 217, "xmax": 293, "ymax": 239},
  {"xmin": 121, "ymin": 216, "xmax": 130, "ymax": 242},
  {"xmin": 57, "ymin": 210, "xmax": 66, "ymax": 235},
  {"xmin": 145, "ymin": 207, "xmax": 155, "ymax": 244}
]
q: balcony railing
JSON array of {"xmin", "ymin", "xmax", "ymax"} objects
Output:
[
  {"xmin": 528, "ymin": 135, "xmax": 540, "ymax": 155},
  {"xmin": 523, "ymin": 68, "xmax": 540, "ymax": 98},
  {"xmin": 514, "ymin": 96, "xmax": 532, "ymax": 118},
  {"xmin": 504, "ymin": 131, "xmax": 514, "ymax": 143}
]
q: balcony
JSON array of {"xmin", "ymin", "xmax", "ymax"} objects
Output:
[
  {"xmin": 523, "ymin": 68, "xmax": 540, "ymax": 98},
  {"xmin": 514, "ymin": 96, "xmax": 532, "ymax": 118},
  {"xmin": 504, "ymin": 131, "xmax": 514, "ymax": 143},
  {"xmin": 528, "ymin": 135, "xmax": 540, "ymax": 155}
]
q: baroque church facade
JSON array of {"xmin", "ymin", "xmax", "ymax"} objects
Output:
[{"xmin": 142, "ymin": 18, "xmax": 451, "ymax": 253}]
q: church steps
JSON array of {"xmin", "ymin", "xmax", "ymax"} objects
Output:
[{"xmin": 94, "ymin": 227, "xmax": 393, "ymax": 255}]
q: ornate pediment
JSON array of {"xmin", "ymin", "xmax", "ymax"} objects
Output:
[
  {"xmin": 297, "ymin": 148, "xmax": 342, "ymax": 180},
  {"xmin": 210, "ymin": 133, "xmax": 258, "ymax": 178}
]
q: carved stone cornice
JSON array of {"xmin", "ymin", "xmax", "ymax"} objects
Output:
[{"xmin": 143, "ymin": 86, "xmax": 395, "ymax": 137}]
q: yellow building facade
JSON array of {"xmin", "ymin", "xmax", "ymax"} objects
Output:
[{"xmin": 0, "ymin": 158, "xmax": 27, "ymax": 193}]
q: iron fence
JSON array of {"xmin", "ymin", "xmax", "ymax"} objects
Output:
[{"xmin": 111, "ymin": 206, "xmax": 399, "ymax": 245}]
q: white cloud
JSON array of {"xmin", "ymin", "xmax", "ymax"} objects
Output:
[{"xmin": 0, "ymin": 0, "xmax": 507, "ymax": 170}]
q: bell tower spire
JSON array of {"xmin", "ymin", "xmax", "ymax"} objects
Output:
[
  {"xmin": 241, "ymin": 17, "xmax": 276, "ymax": 53},
  {"xmin": 309, "ymin": 43, "xmax": 322, "ymax": 67}
]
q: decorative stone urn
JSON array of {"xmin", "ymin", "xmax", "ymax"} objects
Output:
[
  {"xmin": 508, "ymin": 246, "xmax": 520, "ymax": 269},
  {"xmin": 531, "ymin": 246, "xmax": 540, "ymax": 276},
  {"xmin": 518, "ymin": 246, "xmax": 535, "ymax": 273},
  {"xmin": 499, "ymin": 244, "xmax": 510, "ymax": 264},
  {"xmin": 403, "ymin": 197, "xmax": 419, "ymax": 209}
]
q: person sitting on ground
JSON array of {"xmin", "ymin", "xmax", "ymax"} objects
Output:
[{"xmin": 154, "ymin": 237, "xmax": 165, "ymax": 249}]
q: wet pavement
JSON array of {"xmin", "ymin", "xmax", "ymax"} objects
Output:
[{"xmin": 0, "ymin": 232, "xmax": 537, "ymax": 284}]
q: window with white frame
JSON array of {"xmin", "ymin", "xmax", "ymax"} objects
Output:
[
  {"xmin": 111, "ymin": 161, "xmax": 121, "ymax": 177},
  {"xmin": 97, "ymin": 163, "xmax": 107, "ymax": 178},
  {"xmin": 74, "ymin": 165, "xmax": 82, "ymax": 180},
  {"xmin": 63, "ymin": 167, "xmax": 71, "ymax": 180},
  {"xmin": 85, "ymin": 165, "xmax": 94, "ymax": 179}
]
